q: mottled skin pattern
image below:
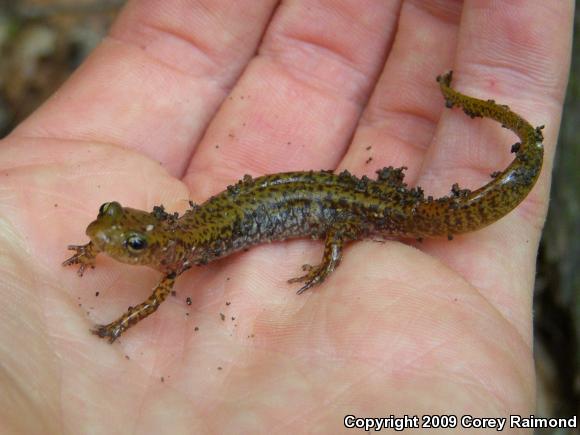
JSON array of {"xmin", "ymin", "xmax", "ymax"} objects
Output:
[{"xmin": 63, "ymin": 72, "xmax": 544, "ymax": 342}]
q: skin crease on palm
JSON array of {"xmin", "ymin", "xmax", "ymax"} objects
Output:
[{"xmin": 0, "ymin": 0, "xmax": 573, "ymax": 433}]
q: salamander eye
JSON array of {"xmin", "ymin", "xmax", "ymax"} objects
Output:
[
  {"xmin": 99, "ymin": 201, "xmax": 122, "ymax": 218},
  {"xmin": 126, "ymin": 234, "xmax": 147, "ymax": 252}
]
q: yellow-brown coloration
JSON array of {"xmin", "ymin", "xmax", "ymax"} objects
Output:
[{"xmin": 63, "ymin": 72, "xmax": 544, "ymax": 342}]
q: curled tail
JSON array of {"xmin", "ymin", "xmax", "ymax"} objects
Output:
[{"xmin": 409, "ymin": 71, "xmax": 544, "ymax": 238}]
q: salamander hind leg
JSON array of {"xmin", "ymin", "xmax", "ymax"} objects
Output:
[
  {"xmin": 92, "ymin": 274, "xmax": 176, "ymax": 343},
  {"xmin": 288, "ymin": 230, "xmax": 344, "ymax": 295}
]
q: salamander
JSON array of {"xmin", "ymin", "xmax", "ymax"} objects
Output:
[{"xmin": 63, "ymin": 72, "xmax": 544, "ymax": 342}]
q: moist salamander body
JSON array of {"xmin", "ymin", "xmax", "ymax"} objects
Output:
[{"xmin": 63, "ymin": 72, "xmax": 544, "ymax": 342}]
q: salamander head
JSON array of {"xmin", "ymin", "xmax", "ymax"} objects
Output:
[{"xmin": 86, "ymin": 201, "xmax": 173, "ymax": 270}]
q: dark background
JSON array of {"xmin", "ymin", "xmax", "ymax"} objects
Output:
[{"xmin": 0, "ymin": 1, "xmax": 577, "ymax": 430}]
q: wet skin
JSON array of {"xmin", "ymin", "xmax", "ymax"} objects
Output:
[{"xmin": 63, "ymin": 72, "xmax": 544, "ymax": 343}]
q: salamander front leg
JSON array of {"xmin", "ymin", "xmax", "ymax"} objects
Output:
[
  {"xmin": 62, "ymin": 242, "xmax": 98, "ymax": 276},
  {"xmin": 92, "ymin": 273, "xmax": 176, "ymax": 343},
  {"xmin": 288, "ymin": 231, "xmax": 343, "ymax": 295}
]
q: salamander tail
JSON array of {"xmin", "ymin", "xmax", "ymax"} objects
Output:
[{"xmin": 409, "ymin": 71, "xmax": 544, "ymax": 238}]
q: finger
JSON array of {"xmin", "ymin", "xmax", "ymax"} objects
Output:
[
  {"xmin": 183, "ymin": 0, "xmax": 402, "ymax": 198},
  {"xmin": 418, "ymin": 1, "xmax": 573, "ymax": 338},
  {"xmin": 339, "ymin": 0, "xmax": 462, "ymax": 182},
  {"xmin": 12, "ymin": 0, "xmax": 279, "ymax": 176}
]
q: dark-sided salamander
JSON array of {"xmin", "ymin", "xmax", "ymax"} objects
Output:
[{"xmin": 63, "ymin": 72, "xmax": 544, "ymax": 342}]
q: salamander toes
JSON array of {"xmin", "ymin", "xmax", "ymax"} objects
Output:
[
  {"xmin": 288, "ymin": 264, "xmax": 327, "ymax": 294},
  {"xmin": 91, "ymin": 322, "xmax": 125, "ymax": 344},
  {"xmin": 62, "ymin": 243, "xmax": 97, "ymax": 276}
]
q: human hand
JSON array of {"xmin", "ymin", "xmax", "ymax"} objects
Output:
[{"xmin": 0, "ymin": 1, "xmax": 572, "ymax": 433}]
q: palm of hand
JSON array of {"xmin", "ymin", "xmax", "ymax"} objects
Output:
[{"xmin": 0, "ymin": 1, "xmax": 571, "ymax": 433}]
